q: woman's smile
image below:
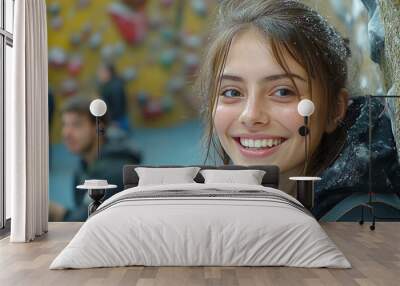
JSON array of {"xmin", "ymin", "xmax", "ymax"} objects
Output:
[{"xmin": 230, "ymin": 135, "xmax": 287, "ymax": 158}]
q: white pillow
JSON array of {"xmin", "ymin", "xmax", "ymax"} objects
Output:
[
  {"xmin": 200, "ymin": 169, "xmax": 266, "ymax": 185},
  {"xmin": 135, "ymin": 167, "xmax": 201, "ymax": 186}
]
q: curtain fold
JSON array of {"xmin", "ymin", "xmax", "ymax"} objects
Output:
[{"xmin": 8, "ymin": 0, "xmax": 48, "ymax": 242}]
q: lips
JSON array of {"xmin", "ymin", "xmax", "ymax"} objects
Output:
[
  {"xmin": 239, "ymin": 137, "xmax": 284, "ymax": 148},
  {"xmin": 233, "ymin": 136, "xmax": 287, "ymax": 158}
]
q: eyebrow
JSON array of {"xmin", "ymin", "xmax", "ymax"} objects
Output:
[{"xmin": 221, "ymin": 73, "xmax": 307, "ymax": 83}]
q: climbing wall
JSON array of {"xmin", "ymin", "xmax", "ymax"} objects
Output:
[{"xmin": 47, "ymin": 0, "xmax": 216, "ymax": 142}]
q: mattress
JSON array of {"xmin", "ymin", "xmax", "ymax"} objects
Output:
[{"xmin": 50, "ymin": 183, "xmax": 351, "ymax": 269}]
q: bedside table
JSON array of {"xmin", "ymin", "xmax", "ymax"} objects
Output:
[
  {"xmin": 77, "ymin": 180, "xmax": 117, "ymax": 216},
  {"xmin": 289, "ymin": 176, "xmax": 321, "ymax": 210}
]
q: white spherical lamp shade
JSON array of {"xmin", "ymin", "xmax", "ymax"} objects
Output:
[
  {"xmin": 297, "ymin": 99, "xmax": 315, "ymax": 117},
  {"xmin": 90, "ymin": 99, "xmax": 107, "ymax": 117}
]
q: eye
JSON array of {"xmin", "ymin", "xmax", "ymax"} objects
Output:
[
  {"xmin": 221, "ymin": 89, "xmax": 242, "ymax": 98},
  {"xmin": 274, "ymin": 88, "xmax": 295, "ymax": 97}
]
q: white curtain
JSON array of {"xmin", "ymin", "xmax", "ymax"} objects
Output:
[{"xmin": 7, "ymin": 0, "xmax": 49, "ymax": 242}]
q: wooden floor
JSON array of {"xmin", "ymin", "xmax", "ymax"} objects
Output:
[{"xmin": 0, "ymin": 222, "xmax": 399, "ymax": 286}]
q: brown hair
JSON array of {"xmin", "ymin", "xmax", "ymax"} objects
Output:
[
  {"xmin": 61, "ymin": 96, "xmax": 110, "ymax": 128},
  {"xmin": 196, "ymin": 0, "xmax": 351, "ymax": 174}
]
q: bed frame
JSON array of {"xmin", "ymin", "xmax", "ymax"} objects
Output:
[{"xmin": 123, "ymin": 165, "xmax": 280, "ymax": 189}]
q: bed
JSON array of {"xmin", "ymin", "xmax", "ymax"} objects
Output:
[{"xmin": 50, "ymin": 165, "xmax": 350, "ymax": 269}]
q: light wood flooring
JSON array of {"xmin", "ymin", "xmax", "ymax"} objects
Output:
[{"xmin": 0, "ymin": 222, "xmax": 399, "ymax": 286}]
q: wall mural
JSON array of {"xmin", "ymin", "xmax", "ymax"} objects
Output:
[
  {"xmin": 48, "ymin": 0, "xmax": 400, "ymax": 223},
  {"xmin": 48, "ymin": 0, "xmax": 214, "ymax": 141}
]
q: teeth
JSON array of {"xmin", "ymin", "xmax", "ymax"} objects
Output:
[{"xmin": 239, "ymin": 138, "xmax": 283, "ymax": 148}]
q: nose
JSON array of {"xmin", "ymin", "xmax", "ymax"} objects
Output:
[
  {"xmin": 239, "ymin": 95, "xmax": 270, "ymax": 128},
  {"xmin": 62, "ymin": 125, "xmax": 72, "ymax": 140}
]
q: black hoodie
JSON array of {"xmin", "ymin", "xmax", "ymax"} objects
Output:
[
  {"xmin": 66, "ymin": 128, "xmax": 142, "ymax": 221},
  {"xmin": 312, "ymin": 96, "xmax": 400, "ymax": 219}
]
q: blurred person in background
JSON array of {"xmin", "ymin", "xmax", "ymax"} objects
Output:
[
  {"xmin": 97, "ymin": 63, "xmax": 131, "ymax": 132},
  {"xmin": 50, "ymin": 96, "xmax": 141, "ymax": 222}
]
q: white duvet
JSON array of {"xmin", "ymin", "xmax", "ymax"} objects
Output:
[{"xmin": 50, "ymin": 183, "xmax": 351, "ymax": 269}]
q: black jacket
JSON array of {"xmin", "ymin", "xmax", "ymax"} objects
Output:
[
  {"xmin": 65, "ymin": 128, "xmax": 142, "ymax": 221},
  {"xmin": 312, "ymin": 96, "xmax": 400, "ymax": 219},
  {"xmin": 99, "ymin": 76, "xmax": 127, "ymax": 121}
]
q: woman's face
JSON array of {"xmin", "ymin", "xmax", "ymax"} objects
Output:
[{"xmin": 213, "ymin": 28, "xmax": 328, "ymax": 173}]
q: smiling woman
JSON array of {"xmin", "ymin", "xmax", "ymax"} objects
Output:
[
  {"xmin": 196, "ymin": 0, "xmax": 400, "ymax": 219},
  {"xmin": 214, "ymin": 28, "xmax": 327, "ymax": 178},
  {"xmin": 197, "ymin": 0, "xmax": 350, "ymax": 195}
]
